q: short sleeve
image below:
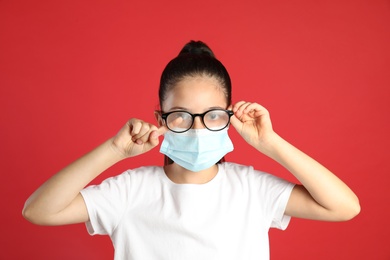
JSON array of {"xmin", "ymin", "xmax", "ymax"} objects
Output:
[
  {"xmin": 80, "ymin": 171, "xmax": 131, "ymax": 236},
  {"xmin": 252, "ymin": 168, "xmax": 295, "ymax": 230},
  {"xmin": 270, "ymin": 181, "xmax": 295, "ymax": 230}
]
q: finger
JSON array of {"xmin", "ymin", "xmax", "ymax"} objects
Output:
[
  {"xmin": 240, "ymin": 102, "xmax": 256, "ymax": 112},
  {"xmin": 234, "ymin": 102, "xmax": 268, "ymax": 120},
  {"xmin": 234, "ymin": 101, "xmax": 251, "ymax": 112},
  {"xmin": 232, "ymin": 101, "xmax": 247, "ymax": 112},
  {"xmin": 242, "ymin": 103, "xmax": 260, "ymax": 118},
  {"xmin": 159, "ymin": 116, "xmax": 185, "ymax": 133},
  {"xmin": 243, "ymin": 102, "xmax": 265, "ymax": 112},
  {"xmin": 244, "ymin": 103, "xmax": 269, "ymax": 118},
  {"xmin": 143, "ymin": 126, "xmax": 167, "ymax": 149},
  {"xmin": 169, "ymin": 116, "xmax": 184, "ymax": 129},
  {"xmin": 156, "ymin": 125, "xmax": 169, "ymax": 136},
  {"xmin": 133, "ymin": 125, "xmax": 159, "ymax": 145},
  {"xmin": 132, "ymin": 123, "xmax": 153, "ymax": 139},
  {"xmin": 229, "ymin": 113, "xmax": 243, "ymax": 130},
  {"xmin": 148, "ymin": 129, "xmax": 162, "ymax": 147},
  {"xmin": 233, "ymin": 102, "xmax": 252, "ymax": 120},
  {"xmin": 129, "ymin": 119, "xmax": 142, "ymax": 136}
]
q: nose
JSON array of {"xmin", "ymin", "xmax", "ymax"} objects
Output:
[{"xmin": 192, "ymin": 116, "xmax": 205, "ymax": 129}]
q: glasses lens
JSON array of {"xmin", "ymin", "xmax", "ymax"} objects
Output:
[
  {"xmin": 166, "ymin": 111, "xmax": 193, "ymax": 132},
  {"xmin": 204, "ymin": 110, "xmax": 230, "ymax": 130}
]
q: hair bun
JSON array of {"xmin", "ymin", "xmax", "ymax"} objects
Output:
[{"xmin": 178, "ymin": 40, "xmax": 215, "ymax": 58}]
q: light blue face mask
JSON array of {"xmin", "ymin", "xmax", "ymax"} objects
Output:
[{"xmin": 160, "ymin": 128, "xmax": 234, "ymax": 172}]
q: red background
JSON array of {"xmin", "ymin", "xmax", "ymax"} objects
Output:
[{"xmin": 1, "ymin": 1, "xmax": 389, "ymax": 259}]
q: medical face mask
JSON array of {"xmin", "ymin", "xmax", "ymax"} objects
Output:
[{"xmin": 160, "ymin": 128, "xmax": 234, "ymax": 172}]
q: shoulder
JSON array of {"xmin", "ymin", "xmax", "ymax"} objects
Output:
[
  {"xmin": 220, "ymin": 162, "xmax": 292, "ymax": 187},
  {"xmin": 220, "ymin": 162, "xmax": 258, "ymax": 179},
  {"xmin": 220, "ymin": 161, "xmax": 253, "ymax": 172},
  {"xmin": 126, "ymin": 166, "xmax": 164, "ymax": 176},
  {"xmin": 121, "ymin": 166, "xmax": 164, "ymax": 183},
  {"xmin": 82, "ymin": 166, "xmax": 165, "ymax": 203},
  {"xmin": 89, "ymin": 166, "xmax": 164, "ymax": 189},
  {"xmin": 219, "ymin": 162, "xmax": 258, "ymax": 187}
]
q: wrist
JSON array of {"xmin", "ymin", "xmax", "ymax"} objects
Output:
[
  {"xmin": 107, "ymin": 138, "xmax": 129, "ymax": 161},
  {"xmin": 255, "ymin": 132, "xmax": 285, "ymax": 158}
]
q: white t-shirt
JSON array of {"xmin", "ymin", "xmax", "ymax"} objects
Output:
[{"xmin": 80, "ymin": 162, "xmax": 295, "ymax": 260}]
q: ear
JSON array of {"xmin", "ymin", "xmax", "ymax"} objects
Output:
[{"xmin": 154, "ymin": 110, "xmax": 164, "ymax": 127}]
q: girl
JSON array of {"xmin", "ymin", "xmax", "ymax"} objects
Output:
[{"xmin": 23, "ymin": 41, "xmax": 360, "ymax": 259}]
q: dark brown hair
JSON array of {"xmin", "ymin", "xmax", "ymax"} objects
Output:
[{"xmin": 159, "ymin": 40, "xmax": 232, "ymax": 109}]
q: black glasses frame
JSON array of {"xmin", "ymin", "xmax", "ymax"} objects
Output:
[{"xmin": 161, "ymin": 109, "xmax": 234, "ymax": 133}]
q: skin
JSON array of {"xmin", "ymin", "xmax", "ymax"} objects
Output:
[
  {"xmin": 23, "ymin": 75, "xmax": 360, "ymax": 226},
  {"xmin": 161, "ymin": 76, "xmax": 228, "ymax": 184}
]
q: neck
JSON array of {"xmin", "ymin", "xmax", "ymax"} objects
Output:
[{"xmin": 164, "ymin": 163, "xmax": 219, "ymax": 184}]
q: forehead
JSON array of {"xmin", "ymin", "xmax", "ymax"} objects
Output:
[{"xmin": 162, "ymin": 76, "xmax": 227, "ymax": 112}]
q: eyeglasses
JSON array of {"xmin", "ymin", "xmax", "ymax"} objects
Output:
[{"xmin": 160, "ymin": 109, "xmax": 234, "ymax": 133}]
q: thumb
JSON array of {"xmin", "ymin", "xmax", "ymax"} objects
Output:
[
  {"xmin": 229, "ymin": 114, "xmax": 242, "ymax": 131},
  {"xmin": 147, "ymin": 130, "xmax": 160, "ymax": 148},
  {"xmin": 148, "ymin": 126, "xmax": 168, "ymax": 146},
  {"xmin": 156, "ymin": 125, "xmax": 169, "ymax": 137},
  {"xmin": 228, "ymin": 104, "xmax": 242, "ymax": 132}
]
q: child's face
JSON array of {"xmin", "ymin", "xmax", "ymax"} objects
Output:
[{"xmin": 162, "ymin": 75, "xmax": 228, "ymax": 129}]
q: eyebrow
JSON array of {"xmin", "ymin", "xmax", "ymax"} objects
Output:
[{"xmin": 167, "ymin": 106, "xmax": 226, "ymax": 112}]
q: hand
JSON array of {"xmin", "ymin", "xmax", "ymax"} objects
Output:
[
  {"xmin": 111, "ymin": 118, "xmax": 167, "ymax": 158},
  {"xmin": 229, "ymin": 101, "xmax": 275, "ymax": 151}
]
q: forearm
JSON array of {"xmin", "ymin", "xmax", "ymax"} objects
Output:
[
  {"xmin": 23, "ymin": 138, "xmax": 124, "ymax": 219},
  {"xmin": 258, "ymin": 133, "xmax": 360, "ymax": 217}
]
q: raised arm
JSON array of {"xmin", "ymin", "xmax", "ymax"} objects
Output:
[
  {"xmin": 230, "ymin": 101, "xmax": 360, "ymax": 221},
  {"xmin": 22, "ymin": 119, "xmax": 166, "ymax": 226}
]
